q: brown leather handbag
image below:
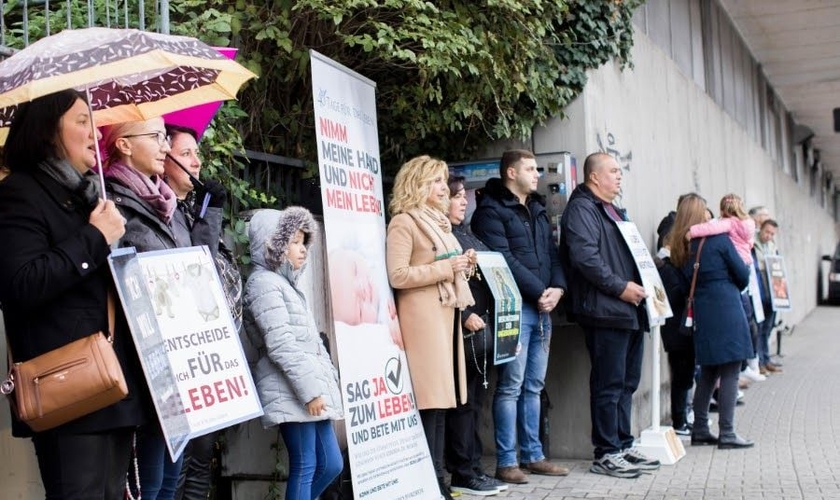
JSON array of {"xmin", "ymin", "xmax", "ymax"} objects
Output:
[{"xmin": 2, "ymin": 291, "xmax": 128, "ymax": 432}]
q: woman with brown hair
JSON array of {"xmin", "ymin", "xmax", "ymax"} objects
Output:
[
  {"xmin": 386, "ymin": 155, "xmax": 475, "ymax": 500},
  {"xmin": 666, "ymin": 193, "xmax": 754, "ymax": 449},
  {"xmin": 0, "ymin": 89, "xmax": 147, "ymax": 498},
  {"xmin": 444, "ymin": 175, "xmax": 505, "ymax": 496}
]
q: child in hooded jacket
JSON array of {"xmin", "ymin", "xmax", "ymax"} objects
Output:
[{"xmin": 242, "ymin": 207, "xmax": 344, "ymax": 500}]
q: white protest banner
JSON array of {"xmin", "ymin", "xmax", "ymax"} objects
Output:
[
  {"xmin": 109, "ymin": 246, "xmax": 263, "ymax": 460},
  {"xmin": 475, "ymin": 252, "xmax": 521, "ymax": 365},
  {"xmin": 311, "ymin": 50, "xmax": 439, "ymax": 500},
  {"xmin": 765, "ymin": 255, "xmax": 792, "ymax": 311},
  {"xmin": 615, "ymin": 221, "xmax": 673, "ymax": 326},
  {"xmin": 747, "ymin": 263, "xmax": 765, "ymax": 324}
]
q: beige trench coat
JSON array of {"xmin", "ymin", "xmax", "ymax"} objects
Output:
[{"xmin": 386, "ymin": 213, "xmax": 467, "ymax": 410}]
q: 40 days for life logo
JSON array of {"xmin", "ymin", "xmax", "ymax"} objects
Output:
[{"xmin": 345, "ymin": 356, "xmax": 419, "ymax": 444}]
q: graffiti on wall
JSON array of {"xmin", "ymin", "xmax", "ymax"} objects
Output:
[{"xmin": 597, "ymin": 132, "xmax": 633, "ymax": 172}]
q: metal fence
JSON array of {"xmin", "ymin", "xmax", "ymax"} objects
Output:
[{"xmin": 0, "ymin": 0, "xmax": 171, "ymax": 57}]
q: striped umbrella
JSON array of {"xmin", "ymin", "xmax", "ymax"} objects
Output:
[{"xmin": 0, "ymin": 27, "xmax": 257, "ymax": 146}]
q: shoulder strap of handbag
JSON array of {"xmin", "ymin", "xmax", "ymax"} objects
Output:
[
  {"xmin": 686, "ymin": 237, "xmax": 707, "ymax": 303},
  {"xmin": 4, "ymin": 289, "xmax": 116, "ymax": 366}
]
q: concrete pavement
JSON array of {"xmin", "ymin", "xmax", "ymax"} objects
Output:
[{"xmin": 467, "ymin": 306, "xmax": 840, "ymax": 500}]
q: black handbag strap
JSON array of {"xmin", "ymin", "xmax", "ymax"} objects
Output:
[{"xmin": 686, "ymin": 238, "xmax": 706, "ymax": 303}]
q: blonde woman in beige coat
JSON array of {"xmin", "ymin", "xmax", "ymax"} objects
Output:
[{"xmin": 386, "ymin": 155, "xmax": 477, "ymax": 500}]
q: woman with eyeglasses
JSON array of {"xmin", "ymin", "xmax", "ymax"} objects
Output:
[{"xmin": 101, "ymin": 117, "xmax": 208, "ymax": 499}]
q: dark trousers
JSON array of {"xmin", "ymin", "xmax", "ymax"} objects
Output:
[
  {"xmin": 584, "ymin": 327, "xmax": 644, "ymax": 459},
  {"xmin": 758, "ymin": 308, "xmax": 776, "ymax": 366},
  {"xmin": 137, "ymin": 425, "xmax": 184, "ymax": 500},
  {"xmin": 445, "ymin": 364, "xmax": 489, "ymax": 482},
  {"xmin": 33, "ymin": 428, "xmax": 133, "ymax": 500},
  {"xmin": 175, "ymin": 431, "xmax": 220, "ymax": 500},
  {"xmin": 420, "ymin": 409, "xmax": 447, "ymax": 482},
  {"xmin": 667, "ymin": 349, "xmax": 695, "ymax": 428},
  {"xmin": 692, "ymin": 361, "xmax": 741, "ymax": 438}
]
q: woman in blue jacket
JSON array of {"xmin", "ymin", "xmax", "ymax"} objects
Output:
[{"xmin": 669, "ymin": 194, "xmax": 754, "ymax": 449}]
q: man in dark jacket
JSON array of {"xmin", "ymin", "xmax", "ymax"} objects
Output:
[
  {"xmin": 471, "ymin": 149, "xmax": 568, "ymax": 484},
  {"xmin": 559, "ymin": 152, "xmax": 657, "ymax": 479}
]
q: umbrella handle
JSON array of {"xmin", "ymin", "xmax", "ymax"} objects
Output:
[
  {"xmin": 84, "ymin": 85, "xmax": 107, "ymax": 201},
  {"xmin": 166, "ymin": 153, "xmax": 212, "ymax": 218},
  {"xmin": 165, "ymin": 153, "xmax": 204, "ymax": 189}
]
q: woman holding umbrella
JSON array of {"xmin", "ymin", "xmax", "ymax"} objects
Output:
[
  {"xmin": 0, "ymin": 89, "xmax": 149, "ymax": 498},
  {"xmin": 102, "ymin": 117, "xmax": 225, "ymax": 499}
]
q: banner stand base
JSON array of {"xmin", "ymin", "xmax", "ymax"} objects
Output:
[{"xmin": 634, "ymin": 426, "xmax": 686, "ymax": 465}]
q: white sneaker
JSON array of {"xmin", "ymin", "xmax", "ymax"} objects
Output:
[{"xmin": 741, "ymin": 366, "xmax": 767, "ymax": 382}]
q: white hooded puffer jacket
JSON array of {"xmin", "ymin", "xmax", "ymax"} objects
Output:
[{"xmin": 242, "ymin": 207, "xmax": 343, "ymax": 427}]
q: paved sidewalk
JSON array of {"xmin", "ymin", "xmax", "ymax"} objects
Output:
[{"xmin": 465, "ymin": 306, "xmax": 840, "ymax": 500}]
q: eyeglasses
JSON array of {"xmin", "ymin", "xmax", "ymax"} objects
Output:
[{"xmin": 122, "ymin": 131, "xmax": 171, "ymax": 147}]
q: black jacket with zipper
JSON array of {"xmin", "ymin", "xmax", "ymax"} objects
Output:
[{"xmin": 559, "ymin": 183, "xmax": 648, "ymax": 331}]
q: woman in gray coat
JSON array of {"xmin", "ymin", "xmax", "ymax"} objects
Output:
[
  {"xmin": 242, "ymin": 207, "xmax": 343, "ymax": 500},
  {"xmin": 102, "ymin": 117, "xmax": 223, "ymax": 500}
]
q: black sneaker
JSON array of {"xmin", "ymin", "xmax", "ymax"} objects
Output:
[
  {"xmin": 673, "ymin": 423, "xmax": 691, "ymax": 436},
  {"xmin": 622, "ymin": 448, "xmax": 661, "ymax": 473},
  {"xmin": 589, "ymin": 453, "xmax": 642, "ymax": 479},
  {"xmin": 477, "ymin": 472, "xmax": 509, "ymax": 491},
  {"xmin": 449, "ymin": 477, "xmax": 500, "ymax": 496}
]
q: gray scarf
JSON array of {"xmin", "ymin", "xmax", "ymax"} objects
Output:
[{"xmin": 38, "ymin": 157, "xmax": 100, "ymax": 209}]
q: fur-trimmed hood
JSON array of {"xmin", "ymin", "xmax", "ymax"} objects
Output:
[{"xmin": 249, "ymin": 207, "xmax": 317, "ymax": 271}]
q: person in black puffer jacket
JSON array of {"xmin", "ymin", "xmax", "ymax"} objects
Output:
[{"xmin": 471, "ymin": 149, "xmax": 568, "ymax": 484}]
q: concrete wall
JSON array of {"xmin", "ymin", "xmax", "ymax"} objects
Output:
[{"xmin": 478, "ymin": 31, "xmax": 840, "ymax": 460}]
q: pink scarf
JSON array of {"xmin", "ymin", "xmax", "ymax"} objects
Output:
[{"xmin": 106, "ymin": 161, "xmax": 177, "ymax": 223}]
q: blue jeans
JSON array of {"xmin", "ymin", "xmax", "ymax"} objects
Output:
[
  {"xmin": 584, "ymin": 327, "xmax": 644, "ymax": 459},
  {"xmin": 493, "ymin": 303, "xmax": 550, "ymax": 467},
  {"xmin": 137, "ymin": 428, "xmax": 184, "ymax": 500},
  {"xmin": 279, "ymin": 420, "xmax": 343, "ymax": 500},
  {"xmin": 757, "ymin": 307, "xmax": 776, "ymax": 366}
]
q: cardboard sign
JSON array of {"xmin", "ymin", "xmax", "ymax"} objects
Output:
[
  {"xmin": 109, "ymin": 246, "xmax": 262, "ymax": 460},
  {"xmin": 765, "ymin": 254, "xmax": 792, "ymax": 311},
  {"xmin": 476, "ymin": 252, "xmax": 522, "ymax": 365},
  {"xmin": 615, "ymin": 221, "xmax": 674, "ymax": 326}
]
